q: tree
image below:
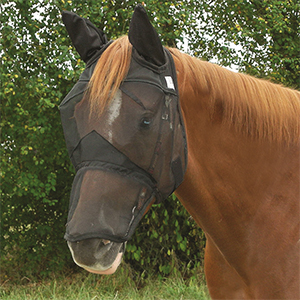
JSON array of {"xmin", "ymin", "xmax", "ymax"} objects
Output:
[
  {"xmin": 186, "ymin": 0, "xmax": 299, "ymax": 88},
  {"xmin": 1, "ymin": 0, "xmax": 76, "ymax": 279}
]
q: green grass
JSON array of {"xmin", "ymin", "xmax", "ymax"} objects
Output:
[{"xmin": 0, "ymin": 265, "xmax": 210, "ymax": 300}]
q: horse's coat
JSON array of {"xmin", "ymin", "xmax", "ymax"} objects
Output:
[{"xmin": 61, "ymin": 5, "xmax": 300, "ymax": 299}]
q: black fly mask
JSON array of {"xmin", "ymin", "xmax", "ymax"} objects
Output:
[{"xmin": 60, "ymin": 5, "xmax": 187, "ymax": 244}]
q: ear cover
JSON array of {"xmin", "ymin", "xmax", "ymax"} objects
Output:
[
  {"xmin": 128, "ymin": 4, "xmax": 165, "ymax": 66},
  {"xmin": 62, "ymin": 11, "xmax": 108, "ymax": 63}
]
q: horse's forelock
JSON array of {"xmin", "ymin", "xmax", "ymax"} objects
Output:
[{"xmin": 85, "ymin": 36, "xmax": 132, "ymax": 117}]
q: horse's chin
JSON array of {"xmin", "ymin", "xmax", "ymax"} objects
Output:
[{"xmin": 84, "ymin": 252, "xmax": 123, "ymax": 275}]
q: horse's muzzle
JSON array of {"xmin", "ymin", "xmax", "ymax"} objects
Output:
[{"xmin": 67, "ymin": 239, "xmax": 125, "ymax": 274}]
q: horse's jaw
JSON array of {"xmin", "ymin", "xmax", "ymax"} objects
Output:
[{"xmin": 67, "ymin": 239, "xmax": 124, "ymax": 275}]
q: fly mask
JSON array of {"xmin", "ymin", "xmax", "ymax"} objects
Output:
[{"xmin": 60, "ymin": 5, "xmax": 187, "ymax": 244}]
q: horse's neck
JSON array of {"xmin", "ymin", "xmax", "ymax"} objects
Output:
[{"xmin": 175, "ymin": 73, "xmax": 299, "ymax": 264}]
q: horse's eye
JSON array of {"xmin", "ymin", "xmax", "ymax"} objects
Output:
[{"xmin": 140, "ymin": 117, "xmax": 152, "ymax": 128}]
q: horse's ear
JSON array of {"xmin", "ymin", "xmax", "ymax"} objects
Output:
[
  {"xmin": 62, "ymin": 11, "xmax": 108, "ymax": 63},
  {"xmin": 128, "ymin": 4, "xmax": 165, "ymax": 66}
]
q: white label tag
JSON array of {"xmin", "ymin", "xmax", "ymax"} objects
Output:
[{"xmin": 165, "ymin": 76, "xmax": 175, "ymax": 90}]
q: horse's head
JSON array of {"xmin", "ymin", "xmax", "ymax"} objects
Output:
[{"xmin": 60, "ymin": 5, "xmax": 187, "ymax": 274}]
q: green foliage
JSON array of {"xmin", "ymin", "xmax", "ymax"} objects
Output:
[
  {"xmin": 1, "ymin": 0, "xmax": 298, "ymax": 282},
  {"xmin": 1, "ymin": 0, "xmax": 77, "ymax": 280},
  {"xmin": 187, "ymin": 0, "xmax": 300, "ymax": 89}
]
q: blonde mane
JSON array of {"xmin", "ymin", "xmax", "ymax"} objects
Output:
[
  {"xmin": 86, "ymin": 37, "xmax": 300, "ymax": 144},
  {"xmin": 169, "ymin": 48, "xmax": 300, "ymax": 144}
]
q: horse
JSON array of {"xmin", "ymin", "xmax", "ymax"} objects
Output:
[{"xmin": 60, "ymin": 5, "xmax": 300, "ymax": 299}]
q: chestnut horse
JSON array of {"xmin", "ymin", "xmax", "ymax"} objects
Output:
[{"xmin": 60, "ymin": 5, "xmax": 300, "ymax": 299}]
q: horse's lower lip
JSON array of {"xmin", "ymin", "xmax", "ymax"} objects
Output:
[{"xmin": 84, "ymin": 252, "xmax": 123, "ymax": 275}]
